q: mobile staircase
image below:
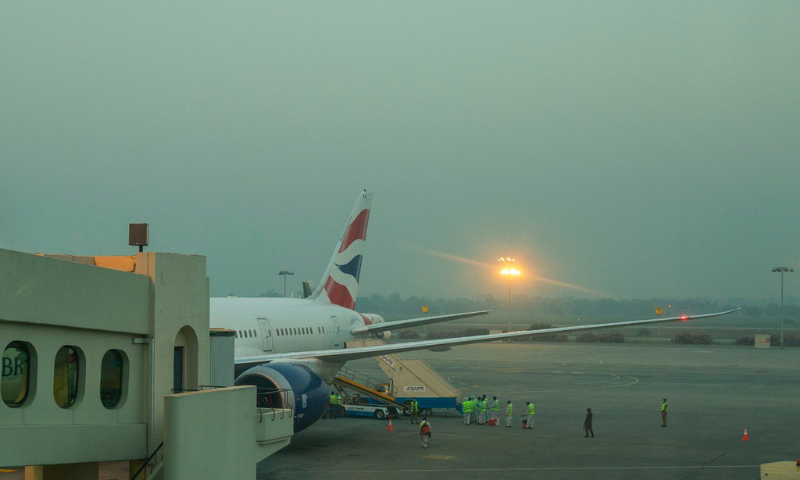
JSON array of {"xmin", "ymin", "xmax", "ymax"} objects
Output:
[{"xmin": 345, "ymin": 339, "xmax": 463, "ymax": 414}]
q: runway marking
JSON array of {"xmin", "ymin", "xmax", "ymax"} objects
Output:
[{"xmin": 274, "ymin": 465, "xmax": 757, "ymax": 474}]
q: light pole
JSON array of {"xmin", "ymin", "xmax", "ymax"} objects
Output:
[
  {"xmin": 772, "ymin": 267, "xmax": 794, "ymax": 349},
  {"xmin": 279, "ymin": 270, "xmax": 294, "ymax": 297},
  {"xmin": 499, "ymin": 258, "xmax": 520, "ymax": 333}
]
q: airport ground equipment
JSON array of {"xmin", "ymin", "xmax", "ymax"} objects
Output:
[
  {"xmin": 346, "ymin": 340, "xmax": 463, "ymax": 414},
  {"xmin": 342, "ymin": 396, "xmax": 399, "ymax": 419},
  {"xmin": 759, "ymin": 461, "xmax": 800, "ymax": 479}
]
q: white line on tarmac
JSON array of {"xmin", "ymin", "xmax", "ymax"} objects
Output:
[{"xmin": 275, "ymin": 465, "xmax": 758, "ymax": 473}]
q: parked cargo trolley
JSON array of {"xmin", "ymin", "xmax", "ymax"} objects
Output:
[{"xmin": 343, "ymin": 397, "xmax": 400, "ymax": 419}]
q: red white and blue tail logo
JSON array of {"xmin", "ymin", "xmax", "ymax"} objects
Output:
[{"xmin": 310, "ymin": 191, "xmax": 372, "ymax": 310}]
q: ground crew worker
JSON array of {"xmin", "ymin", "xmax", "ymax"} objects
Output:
[
  {"xmin": 410, "ymin": 397, "xmax": 419, "ymax": 424},
  {"xmin": 584, "ymin": 408, "xmax": 594, "ymax": 437},
  {"xmin": 335, "ymin": 393, "xmax": 343, "ymax": 418},
  {"xmin": 328, "ymin": 391, "xmax": 336, "ymax": 419},
  {"xmin": 491, "ymin": 396, "xmax": 499, "ymax": 423},
  {"xmin": 505, "ymin": 401, "xmax": 513, "ymax": 427},
  {"xmin": 479, "ymin": 397, "xmax": 488, "ymax": 425},
  {"xmin": 524, "ymin": 401, "xmax": 535, "ymax": 429},
  {"xmin": 471, "ymin": 396, "xmax": 478, "ymax": 424},
  {"xmin": 463, "ymin": 397, "xmax": 473, "ymax": 425},
  {"xmin": 661, "ymin": 398, "xmax": 668, "ymax": 427},
  {"xmin": 419, "ymin": 417, "xmax": 432, "ymax": 449}
]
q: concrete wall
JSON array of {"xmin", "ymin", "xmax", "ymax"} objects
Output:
[
  {"xmin": 133, "ymin": 252, "xmax": 210, "ymax": 458},
  {"xmin": 0, "ymin": 249, "xmax": 150, "ymax": 334},
  {"xmin": 163, "ymin": 386, "xmax": 292, "ymax": 480}
]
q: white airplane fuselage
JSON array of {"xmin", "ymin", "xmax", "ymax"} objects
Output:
[{"xmin": 210, "ymin": 297, "xmax": 367, "ymax": 360}]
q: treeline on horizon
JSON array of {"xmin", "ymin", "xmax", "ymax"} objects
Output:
[{"xmin": 249, "ymin": 290, "xmax": 798, "ymax": 320}]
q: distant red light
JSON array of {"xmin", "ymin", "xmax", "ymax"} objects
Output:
[{"xmin": 680, "ymin": 315, "xmax": 688, "ymax": 321}]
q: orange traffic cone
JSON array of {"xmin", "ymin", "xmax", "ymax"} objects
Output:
[
  {"xmin": 742, "ymin": 428, "xmax": 749, "ymax": 441},
  {"xmin": 387, "ymin": 419, "xmax": 394, "ymax": 432}
]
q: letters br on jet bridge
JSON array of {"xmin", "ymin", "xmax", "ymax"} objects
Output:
[{"xmin": 345, "ymin": 340, "xmax": 463, "ymax": 413}]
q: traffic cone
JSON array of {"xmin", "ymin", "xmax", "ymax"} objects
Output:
[
  {"xmin": 742, "ymin": 428, "xmax": 749, "ymax": 441},
  {"xmin": 387, "ymin": 419, "xmax": 394, "ymax": 432}
]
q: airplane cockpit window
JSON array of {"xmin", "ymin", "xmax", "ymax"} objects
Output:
[
  {"xmin": 100, "ymin": 350, "xmax": 124, "ymax": 409},
  {"xmin": 54, "ymin": 345, "xmax": 81, "ymax": 409},
  {"xmin": 2, "ymin": 341, "xmax": 33, "ymax": 408}
]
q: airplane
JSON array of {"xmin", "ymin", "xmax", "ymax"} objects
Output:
[{"xmin": 210, "ymin": 191, "xmax": 739, "ymax": 433}]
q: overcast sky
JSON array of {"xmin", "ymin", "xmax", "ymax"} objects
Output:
[{"xmin": 1, "ymin": 1, "xmax": 798, "ymax": 302}]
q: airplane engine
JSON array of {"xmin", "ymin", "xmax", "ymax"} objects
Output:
[
  {"xmin": 360, "ymin": 313, "xmax": 391, "ymax": 338},
  {"xmin": 361, "ymin": 313, "xmax": 385, "ymax": 324},
  {"xmin": 234, "ymin": 363, "xmax": 328, "ymax": 433}
]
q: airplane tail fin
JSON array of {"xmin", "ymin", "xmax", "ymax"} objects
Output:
[{"xmin": 309, "ymin": 191, "xmax": 372, "ymax": 309}]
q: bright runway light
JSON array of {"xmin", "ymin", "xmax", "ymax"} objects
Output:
[{"xmin": 500, "ymin": 268, "xmax": 520, "ymax": 276}]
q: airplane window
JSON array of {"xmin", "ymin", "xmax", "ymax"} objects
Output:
[
  {"xmin": 2, "ymin": 341, "xmax": 33, "ymax": 408},
  {"xmin": 254, "ymin": 330, "xmax": 258, "ymax": 337},
  {"xmin": 54, "ymin": 345, "xmax": 81, "ymax": 409},
  {"xmin": 100, "ymin": 350, "xmax": 125, "ymax": 409},
  {"xmin": 252, "ymin": 330, "xmax": 256, "ymax": 337},
  {"xmin": 235, "ymin": 331, "xmax": 239, "ymax": 338}
]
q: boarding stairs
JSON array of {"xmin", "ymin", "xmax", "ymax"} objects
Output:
[
  {"xmin": 345, "ymin": 339, "xmax": 461, "ymax": 401},
  {"xmin": 332, "ymin": 367, "xmax": 405, "ymax": 409}
]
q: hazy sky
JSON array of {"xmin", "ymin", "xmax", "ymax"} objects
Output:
[{"xmin": 1, "ymin": 1, "xmax": 798, "ymax": 302}]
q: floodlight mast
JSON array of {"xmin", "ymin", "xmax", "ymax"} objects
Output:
[
  {"xmin": 499, "ymin": 258, "xmax": 520, "ymax": 333},
  {"xmin": 279, "ymin": 270, "xmax": 295, "ymax": 297},
  {"xmin": 772, "ymin": 267, "xmax": 794, "ymax": 349}
]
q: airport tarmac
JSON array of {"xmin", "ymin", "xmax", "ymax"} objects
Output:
[{"xmin": 258, "ymin": 342, "xmax": 800, "ymax": 480}]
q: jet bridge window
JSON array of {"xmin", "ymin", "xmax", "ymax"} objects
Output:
[
  {"xmin": 2, "ymin": 341, "xmax": 34, "ymax": 408},
  {"xmin": 100, "ymin": 350, "xmax": 125, "ymax": 409},
  {"xmin": 54, "ymin": 345, "xmax": 81, "ymax": 409}
]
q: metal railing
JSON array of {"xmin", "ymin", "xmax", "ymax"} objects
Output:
[
  {"xmin": 336, "ymin": 366, "xmax": 394, "ymax": 397},
  {"xmin": 130, "ymin": 442, "xmax": 163, "ymax": 480},
  {"xmin": 255, "ymin": 387, "xmax": 294, "ymax": 422}
]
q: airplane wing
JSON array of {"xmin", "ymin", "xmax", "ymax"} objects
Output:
[
  {"xmin": 235, "ymin": 308, "xmax": 740, "ymax": 366},
  {"xmin": 350, "ymin": 310, "xmax": 490, "ymax": 335}
]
